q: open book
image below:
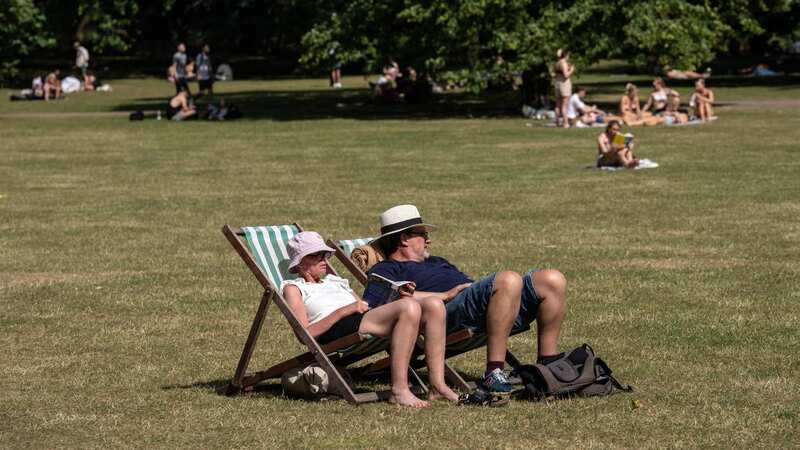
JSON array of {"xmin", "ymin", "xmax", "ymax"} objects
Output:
[
  {"xmin": 613, "ymin": 133, "xmax": 634, "ymax": 147},
  {"xmin": 367, "ymin": 273, "xmax": 414, "ymax": 303}
]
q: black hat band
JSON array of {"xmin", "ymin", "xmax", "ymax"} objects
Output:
[{"xmin": 380, "ymin": 217, "xmax": 424, "ymax": 235}]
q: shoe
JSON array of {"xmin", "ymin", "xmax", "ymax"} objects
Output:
[
  {"xmin": 482, "ymin": 368, "xmax": 514, "ymax": 395},
  {"xmin": 575, "ymin": 121, "xmax": 589, "ymax": 128},
  {"xmin": 457, "ymin": 387, "xmax": 510, "ymax": 407}
]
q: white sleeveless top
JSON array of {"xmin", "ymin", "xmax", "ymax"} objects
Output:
[{"xmin": 281, "ymin": 275, "xmax": 357, "ymax": 325}]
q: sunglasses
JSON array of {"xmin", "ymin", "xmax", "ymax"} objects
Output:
[{"xmin": 406, "ymin": 230, "xmax": 430, "ymax": 239}]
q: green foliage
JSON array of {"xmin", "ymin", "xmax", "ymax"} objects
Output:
[
  {"xmin": 300, "ymin": 0, "xmax": 730, "ymax": 92},
  {"xmin": 0, "ymin": 0, "xmax": 54, "ymax": 83},
  {"xmin": 621, "ymin": 0, "xmax": 728, "ymax": 70},
  {"xmin": 39, "ymin": 0, "xmax": 139, "ymax": 53}
]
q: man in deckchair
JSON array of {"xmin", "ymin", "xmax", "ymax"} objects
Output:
[{"xmin": 362, "ymin": 205, "xmax": 568, "ymax": 397}]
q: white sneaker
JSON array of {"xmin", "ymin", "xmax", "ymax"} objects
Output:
[
  {"xmin": 333, "ymin": 82, "xmax": 342, "ymax": 88},
  {"xmin": 575, "ymin": 121, "xmax": 588, "ymax": 128}
]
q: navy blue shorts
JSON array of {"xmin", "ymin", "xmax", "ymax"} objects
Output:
[
  {"xmin": 444, "ymin": 270, "xmax": 542, "ymax": 333},
  {"xmin": 316, "ymin": 313, "xmax": 364, "ymax": 345}
]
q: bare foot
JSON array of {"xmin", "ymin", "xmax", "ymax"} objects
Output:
[
  {"xmin": 428, "ymin": 384, "xmax": 460, "ymax": 402},
  {"xmin": 388, "ymin": 388, "xmax": 430, "ymax": 408}
]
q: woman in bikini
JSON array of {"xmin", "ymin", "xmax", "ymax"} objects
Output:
[
  {"xmin": 619, "ymin": 83, "xmax": 661, "ymax": 126},
  {"xmin": 553, "ymin": 49, "xmax": 575, "ymax": 128},
  {"xmin": 689, "ymin": 79, "xmax": 715, "ymax": 122},
  {"xmin": 643, "ymin": 77, "xmax": 671, "ymax": 116},
  {"xmin": 282, "ymin": 231, "xmax": 459, "ymax": 408}
]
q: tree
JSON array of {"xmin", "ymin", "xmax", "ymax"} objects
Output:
[
  {"xmin": 0, "ymin": 0, "xmax": 54, "ymax": 83},
  {"xmin": 299, "ymin": 0, "xmax": 732, "ymax": 104},
  {"xmin": 38, "ymin": 0, "xmax": 139, "ymax": 53}
]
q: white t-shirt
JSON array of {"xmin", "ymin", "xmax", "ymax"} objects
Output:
[
  {"xmin": 280, "ymin": 275, "xmax": 357, "ymax": 325},
  {"xmin": 567, "ymin": 93, "xmax": 586, "ymax": 119}
]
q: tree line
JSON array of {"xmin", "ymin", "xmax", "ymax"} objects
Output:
[{"xmin": 2, "ymin": 0, "xmax": 798, "ymax": 87}]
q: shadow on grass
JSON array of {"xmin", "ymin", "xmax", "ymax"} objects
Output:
[
  {"xmin": 112, "ymin": 75, "xmax": 800, "ymax": 121},
  {"xmin": 112, "ymin": 87, "xmax": 522, "ymax": 121}
]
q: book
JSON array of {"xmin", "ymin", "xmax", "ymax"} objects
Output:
[
  {"xmin": 367, "ymin": 273, "xmax": 415, "ymax": 303},
  {"xmin": 613, "ymin": 133, "xmax": 634, "ymax": 147}
]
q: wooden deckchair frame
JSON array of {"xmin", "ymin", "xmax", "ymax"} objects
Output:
[
  {"xmin": 222, "ymin": 224, "xmax": 424, "ymax": 403},
  {"xmin": 328, "ymin": 238, "xmax": 529, "ymax": 391}
]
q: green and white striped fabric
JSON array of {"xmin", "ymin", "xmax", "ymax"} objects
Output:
[
  {"xmin": 242, "ymin": 225, "xmax": 300, "ymax": 287},
  {"xmin": 338, "ymin": 237, "xmax": 374, "ymax": 257},
  {"xmin": 243, "ymin": 225, "xmax": 387, "ymax": 356}
]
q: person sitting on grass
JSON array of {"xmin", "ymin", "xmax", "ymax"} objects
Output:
[
  {"xmin": 282, "ymin": 231, "xmax": 459, "ymax": 407},
  {"xmin": 166, "ymin": 89, "xmax": 196, "ymax": 121},
  {"xmin": 566, "ymin": 86, "xmax": 609, "ymax": 127},
  {"xmin": 363, "ymin": 205, "xmax": 568, "ymax": 402},
  {"xmin": 597, "ymin": 120, "xmax": 638, "ymax": 169},
  {"xmin": 44, "ymin": 70, "xmax": 61, "ymax": 101},
  {"xmin": 643, "ymin": 77, "xmax": 672, "ymax": 116},
  {"xmin": 689, "ymin": 79, "xmax": 715, "ymax": 122},
  {"xmin": 662, "ymin": 91, "xmax": 688, "ymax": 125},
  {"xmin": 619, "ymin": 83, "xmax": 662, "ymax": 126}
]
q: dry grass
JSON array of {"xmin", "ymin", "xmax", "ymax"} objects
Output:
[{"xmin": 1, "ymin": 76, "xmax": 799, "ymax": 448}]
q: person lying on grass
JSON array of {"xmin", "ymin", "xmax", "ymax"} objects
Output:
[
  {"xmin": 363, "ymin": 205, "xmax": 568, "ymax": 401},
  {"xmin": 597, "ymin": 120, "xmax": 639, "ymax": 168},
  {"xmin": 282, "ymin": 231, "xmax": 459, "ymax": 408}
]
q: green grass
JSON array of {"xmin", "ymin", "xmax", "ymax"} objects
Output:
[{"xmin": 1, "ymin": 74, "xmax": 799, "ymax": 448}]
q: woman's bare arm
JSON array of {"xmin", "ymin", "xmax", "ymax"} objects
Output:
[{"xmin": 284, "ymin": 284, "xmax": 362, "ymax": 338}]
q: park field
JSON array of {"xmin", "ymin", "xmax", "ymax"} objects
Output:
[{"xmin": 1, "ymin": 74, "xmax": 799, "ymax": 448}]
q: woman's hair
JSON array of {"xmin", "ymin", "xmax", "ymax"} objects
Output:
[
  {"xmin": 606, "ymin": 120, "xmax": 621, "ymax": 132},
  {"xmin": 625, "ymin": 83, "xmax": 638, "ymax": 94},
  {"xmin": 653, "ymin": 77, "xmax": 665, "ymax": 88}
]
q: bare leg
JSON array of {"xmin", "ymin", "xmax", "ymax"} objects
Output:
[
  {"xmin": 531, "ymin": 270, "xmax": 567, "ymax": 358},
  {"xmin": 360, "ymin": 298, "xmax": 429, "ymax": 408},
  {"xmin": 486, "ymin": 271, "xmax": 522, "ymax": 364},
  {"xmin": 418, "ymin": 297, "xmax": 459, "ymax": 401},
  {"xmin": 561, "ymin": 96, "xmax": 570, "ymax": 128}
]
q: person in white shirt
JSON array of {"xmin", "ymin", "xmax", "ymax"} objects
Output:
[
  {"xmin": 74, "ymin": 42, "xmax": 89, "ymax": 77},
  {"xmin": 566, "ymin": 86, "xmax": 606, "ymax": 127},
  {"xmin": 282, "ymin": 231, "xmax": 459, "ymax": 407}
]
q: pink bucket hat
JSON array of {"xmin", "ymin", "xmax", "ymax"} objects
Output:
[{"xmin": 287, "ymin": 231, "xmax": 336, "ymax": 273}]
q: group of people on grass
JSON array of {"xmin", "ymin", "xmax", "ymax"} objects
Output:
[
  {"xmin": 10, "ymin": 42, "xmax": 107, "ymax": 102},
  {"xmin": 283, "ymin": 204, "xmax": 568, "ymax": 407},
  {"xmin": 165, "ymin": 43, "xmax": 240, "ymax": 121},
  {"xmin": 167, "ymin": 43, "xmax": 216, "ymax": 97},
  {"xmin": 554, "ymin": 50, "xmax": 716, "ymax": 129}
]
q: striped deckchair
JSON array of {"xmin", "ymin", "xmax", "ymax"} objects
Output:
[
  {"xmin": 329, "ymin": 236, "xmax": 531, "ymax": 391},
  {"xmin": 223, "ymin": 224, "xmax": 408, "ymax": 403}
]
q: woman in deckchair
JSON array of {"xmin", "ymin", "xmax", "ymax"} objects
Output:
[
  {"xmin": 619, "ymin": 83, "xmax": 661, "ymax": 126},
  {"xmin": 282, "ymin": 231, "xmax": 459, "ymax": 407}
]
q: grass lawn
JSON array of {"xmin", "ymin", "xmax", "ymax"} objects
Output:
[{"xmin": 1, "ymin": 73, "xmax": 799, "ymax": 448}]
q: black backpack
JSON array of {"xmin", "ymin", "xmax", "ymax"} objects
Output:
[{"xmin": 512, "ymin": 344, "xmax": 632, "ymax": 400}]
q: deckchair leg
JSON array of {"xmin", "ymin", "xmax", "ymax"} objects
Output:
[
  {"xmin": 505, "ymin": 349, "xmax": 523, "ymax": 371},
  {"xmin": 227, "ymin": 290, "xmax": 272, "ymax": 395},
  {"xmin": 443, "ymin": 362, "xmax": 473, "ymax": 392}
]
